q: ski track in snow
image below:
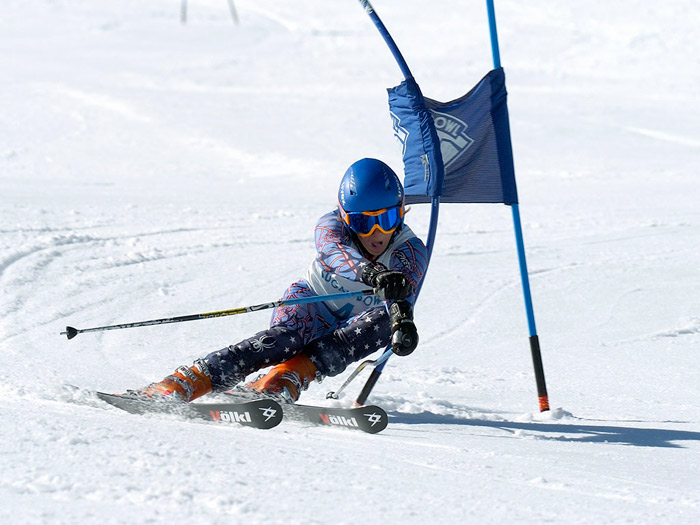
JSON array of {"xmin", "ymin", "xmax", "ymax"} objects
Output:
[{"xmin": 2, "ymin": 0, "xmax": 700, "ymax": 523}]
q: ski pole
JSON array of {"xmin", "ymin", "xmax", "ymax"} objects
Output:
[
  {"xmin": 326, "ymin": 347, "xmax": 393, "ymax": 401},
  {"xmin": 61, "ymin": 289, "xmax": 374, "ymax": 340}
]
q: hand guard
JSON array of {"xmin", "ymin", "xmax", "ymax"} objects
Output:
[
  {"xmin": 389, "ymin": 301, "xmax": 418, "ymax": 356},
  {"xmin": 361, "ymin": 262, "xmax": 412, "ymax": 302}
]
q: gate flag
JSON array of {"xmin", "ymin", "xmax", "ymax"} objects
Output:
[
  {"xmin": 354, "ymin": 0, "xmax": 549, "ymax": 413},
  {"xmin": 389, "ymin": 67, "xmax": 519, "ymax": 205}
]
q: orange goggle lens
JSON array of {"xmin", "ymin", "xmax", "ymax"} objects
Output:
[{"xmin": 343, "ymin": 206, "xmax": 404, "ymax": 237}]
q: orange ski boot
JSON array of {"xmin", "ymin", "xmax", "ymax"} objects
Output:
[
  {"xmin": 138, "ymin": 361, "xmax": 212, "ymax": 402},
  {"xmin": 247, "ymin": 354, "xmax": 317, "ymax": 403}
]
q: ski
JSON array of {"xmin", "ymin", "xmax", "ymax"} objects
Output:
[
  {"xmin": 224, "ymin": 391, "xmax": 388, "ymax": 434},
  {"xmin": 96, "ymin": 391, "xmax": 387, "ymax": 433},
  {"xmin": 283, "ymin": 403, "xmax": 388, "ymax": 434},
  {"xmin": 96, "ymin": 392, "xmax": 283, "ymax": 430}
]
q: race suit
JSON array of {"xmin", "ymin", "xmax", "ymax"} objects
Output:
[{"xmin": 201, "ymin": 209, "xmax": 428, "ymax": 390}]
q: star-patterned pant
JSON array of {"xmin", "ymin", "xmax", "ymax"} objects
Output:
[{"xmin": 201, "ymin": 305, "xmax": 391, "ymax": 391}]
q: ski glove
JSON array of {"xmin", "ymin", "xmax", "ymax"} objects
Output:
[
  {"xmin": 361, "ymin": 262, "xmax": 412, "ymax": 302},
  {"xmin": 389, "ymin": 301, "xmax": 419, "ymax": 356}
]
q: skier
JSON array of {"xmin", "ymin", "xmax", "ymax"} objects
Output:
[{"xmin": 132, "ymin": 158, "xmax": 428, "ymax": 403}]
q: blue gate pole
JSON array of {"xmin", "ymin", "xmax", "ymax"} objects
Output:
[
  {"xmin": 357, "ymin": 0, "xmax": 413, "ymax": 80},
  {"xmin": 486, "ymin": 0, "xmax": 550, "ymax": 411},
  {"xmin": 353, "ymin": 0, "xmax": 443, "ymax": 405}
]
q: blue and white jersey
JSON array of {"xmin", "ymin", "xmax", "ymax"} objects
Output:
[{"xmin": 303, "ymin": 210, "xmax": 428, "ymax": 320}]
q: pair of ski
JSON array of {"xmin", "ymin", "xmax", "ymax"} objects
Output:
[{"xmin": 97, "ymin": 391, "xmax": 388, "ymax": 434}]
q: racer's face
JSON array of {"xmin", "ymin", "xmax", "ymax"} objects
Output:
[{"xmin": 358, "ymin": 228, "xmax": 393, "ymax": 257}]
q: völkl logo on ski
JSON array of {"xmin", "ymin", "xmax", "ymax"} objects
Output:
[
  {"xmin": 319, "ymin": 413, "xmax": 359, "ymax": 427},
  {"xmin": 209, "ymin": 410, "xmax": 252, "ymax": 423}
]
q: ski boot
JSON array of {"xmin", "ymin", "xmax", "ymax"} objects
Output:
[
  {"xmin": 246, "ymin": 354, "xmax": 318, "ymax": 403},
  {"xmin": 133, "ymin": 360, "xmax": 212, "ymax": 402}
]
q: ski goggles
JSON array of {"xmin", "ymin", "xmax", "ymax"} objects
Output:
[{"xmin": 342, "ymin": 205, "xmax": 404, "ymax": 237}]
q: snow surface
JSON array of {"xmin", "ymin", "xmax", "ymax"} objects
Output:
[{"xmin": 2, "ymin": 0, "xmax": 699, "ymax": 523}]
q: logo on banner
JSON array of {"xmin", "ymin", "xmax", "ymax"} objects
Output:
[
  {"xmin": 430, "ymin": 110, "xmax": 474, "ymax": 168},
  {"xmin": 390, "ymin": 111, "xmax": 409, "ymax": 156}
]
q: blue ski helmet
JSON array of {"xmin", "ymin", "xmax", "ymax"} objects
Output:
[
  {"xmin": 338, "ymin": 158, "xmax": 405, "ymax": 236},
  {"xmin": 338, "ymin": 158, "xmax": 404, "ymax": 213}
]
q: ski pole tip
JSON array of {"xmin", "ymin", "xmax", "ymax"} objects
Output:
[{"xmin": 62, "ymin": 326, "xmax": 79, "ymax": 340}]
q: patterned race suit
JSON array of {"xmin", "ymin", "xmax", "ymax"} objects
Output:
[{"xmin": 201, "ymin": 209, "xmax": 428, "ymax": 391}]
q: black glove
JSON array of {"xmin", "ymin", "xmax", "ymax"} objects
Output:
[
  {"xmin": 361, "ymin": 262, "xmax": 412, "ymax": 302},
  {"xmin": 389, "ymin": 301, "xmax": 418, "ymax": 356}
]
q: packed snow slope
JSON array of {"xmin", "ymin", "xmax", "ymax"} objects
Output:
[{"xmin": 2, "ymin": 0, "xmax": 699, "ymax": 523}]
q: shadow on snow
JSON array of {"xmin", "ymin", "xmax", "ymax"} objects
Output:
[{"xmin": 388, "ymin": 411, "xmax": 700, "ymax": 448}]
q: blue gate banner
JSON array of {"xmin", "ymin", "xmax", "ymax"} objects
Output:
[{"xmin": 388, "ymin": 68, "xmax": 519, "ymax": 205}]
